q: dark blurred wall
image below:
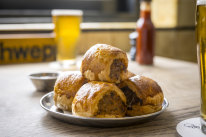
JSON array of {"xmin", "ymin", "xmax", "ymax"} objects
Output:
[
  {"xmin": 0, "ymin": 0, "xmax": 139, "ymax": 23},
  {"xmin": 0, "ymin": 0, "xmax": 101, "ymax": 10}
]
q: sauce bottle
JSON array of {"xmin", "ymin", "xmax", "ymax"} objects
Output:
[{"xmin": 136, "ymin": 0, "xmax": 155, "ymax": 65}]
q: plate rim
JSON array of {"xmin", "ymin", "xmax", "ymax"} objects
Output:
[{"xmin": 40, "ymin": 91, "xmax": 169, "ymax": 121}]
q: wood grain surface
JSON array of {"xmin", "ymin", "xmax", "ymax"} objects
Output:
[{"xmin": 0, "ymin": 56, "xmax": 200, "ymax": 137}]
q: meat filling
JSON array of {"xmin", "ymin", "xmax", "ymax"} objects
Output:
[
  {"xmin": 97, "ymin": 91, "xmax": 126, "ymax": 116},
  {"xmin": 110, "ymin": 59, "xmax": 126, "ymax": 80},
  {"xmin": 121, "ymin": 86, "xmax": 143, "ymax": 110}
]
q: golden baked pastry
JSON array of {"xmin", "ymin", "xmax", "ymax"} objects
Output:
[
  {"xmin": 54, "ymin": 71, "xmax": 87, "ymax": 111},
  {"xmin": 72, "ymin": 81, "xmax": 127, "ymax": 118},
  {"xmin": 127, "ymin": 71, "xmax": 136, "ymax": 78},
  {"xmin": 118, "ymin": 75, "xmax": 164, "ymax": 116},
  {"xmin": 81, "ymin": 44, "xmax": 128, "ymax": 83}
]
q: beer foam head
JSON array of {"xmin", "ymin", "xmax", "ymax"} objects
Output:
[
  {"xmin": 51, "ymin": 9, "xmax": 83, "ymax": 16},
  {"xmin": 197, "ymin": 0, "xmax": 206, "ymax": 5}
]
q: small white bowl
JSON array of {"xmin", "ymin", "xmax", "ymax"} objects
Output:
[{"xmin": 29, "ymin": 72, "xmax": 59, "ymax": 92}]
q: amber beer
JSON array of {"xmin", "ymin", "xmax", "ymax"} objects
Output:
[
  {"xmin": 52, "ymin": 10, "xmax": 82, "ymax": 66},
  {"xmin": 196, "ymin": 0, "xmax": 206, "ymax": 132}
]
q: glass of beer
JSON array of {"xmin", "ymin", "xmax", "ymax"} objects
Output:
[
  {"xmin": 196, "ymin": 0, "xmax": 206, "ymax": 133},
  {"xmin": 51, "ymin": 9, "xmax": 83, "ymax": 70}
]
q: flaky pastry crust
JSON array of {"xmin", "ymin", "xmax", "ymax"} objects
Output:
[
  {"xmin": 118, "ymin": 75, "xmax": 164, "ymax": 116},
  {"xmin": 81, "ymin": 44, "xmax": 128, "ymax": 83},
  {"xmin": 127, "ymin": 71, "xmax": 136, "ymax": 78},
  {"xmin": 72, "ymin": 81, "xmax": 127, "ymax": 118},
  {"xmin": 54, "ymin": 71, "xmax": 87, "ymax": 111}
]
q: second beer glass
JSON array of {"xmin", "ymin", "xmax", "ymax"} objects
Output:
[
  {"xmin": 52, "ymin": 9, "xmax": 83, "ymax": 70},
  {"xmin": 196, "ymin": 0, "xmax": 206, "ymax": 134}
]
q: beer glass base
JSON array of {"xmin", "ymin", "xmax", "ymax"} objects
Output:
[
  {"xmin": 176, "ymin": 117, "xmax": 206, "ymax": 137},
  {"xmin": 49, "ymin": 60, "xmax": 79, "ymax": 71},
  {"xmin": 59, "ymin": 60, "xmax": 76, "ymax": 65},
  {"xmin": 201, "ymin": 117, "xmax": 206, "ymax": 134}
]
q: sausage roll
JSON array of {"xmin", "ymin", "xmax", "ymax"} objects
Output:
[
  {"xmin": 81, "ymin": 44, "xmax": 128, "ymax": 83},
  {"xmin": 118, "ymin": 75, "xmax": 164, "ymax": 116},
  {"xmin": 54, "ymin": 71, "xmax": 87, "ymax": 111},
  {"xmin": 72, "ymin": 81, "xmax": 127, "ymax": 118}
]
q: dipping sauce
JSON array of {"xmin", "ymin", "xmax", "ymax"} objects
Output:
[{"xmin": 136, "ymin": 0, "xmax": 155, "ymax": 65}]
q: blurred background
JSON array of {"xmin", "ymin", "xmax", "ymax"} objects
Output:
[
  {"xmin": 0, "ymin": 0, "xmax": 196, "ymax": 64},
  {"xmin": 0, "ymin": 0, "xmax": 139, "ymax": 23}
]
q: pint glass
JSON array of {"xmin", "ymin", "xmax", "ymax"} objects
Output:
[
  {"xmin": 52, "ymin": 10, "xmax": 83, "ymax": 69},
  {"xmin": 196, "ymin": 0, "xmax": 206, "ymax": 133}
]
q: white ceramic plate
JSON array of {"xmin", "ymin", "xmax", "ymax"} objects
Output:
[{"xmin": 40, "ymin": 91, "xmax": 169, "ymax": 127}]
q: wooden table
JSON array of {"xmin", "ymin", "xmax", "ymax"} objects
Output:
[{"xmin": 0, "ymin": 57, "xmax": 200, "ymax": 137}]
